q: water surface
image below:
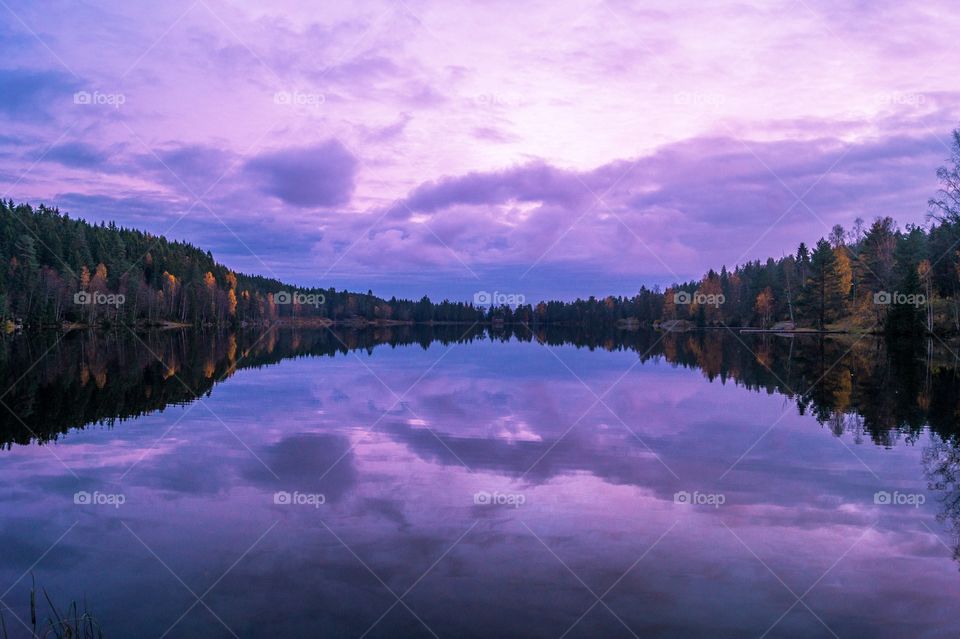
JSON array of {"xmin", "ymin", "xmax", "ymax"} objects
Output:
[{"xmin": 0, "ymin": 327, "xmax": 958, "ymax": 638}]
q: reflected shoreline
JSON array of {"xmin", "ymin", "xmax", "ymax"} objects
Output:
[{"xmin": 1, "ymin": 325, "xmax": 958, "ymax": 448}]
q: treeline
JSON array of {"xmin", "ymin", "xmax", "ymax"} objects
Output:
[
  {"xmin": 512, "ymin": 128, "xmax": 960, "ymax": 334},
  {"xmin": 656, "ymin": 216, "xmax": 940, "ymax": 334},
  {"xmin": 485, "ymin": 215, "xmax": 955, "ymax": 334},
  {"xmin": 0, "ymin": 200, "xmax": 484, "ymax": 327},
  {"xmin": 3, "ymin": 194, "xmax": 953, "ymax": 333},
  {"xmin": 0, "ymin": 198, "xmax": 669, "ymax": 330}
]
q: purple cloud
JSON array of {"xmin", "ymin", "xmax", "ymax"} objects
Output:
[
  {"xmin": 45, "ymin": 141, "xmax": 111, "ymax": 168},
  {"xmin": 245, "ymin": 140, "xmax": 358, "ymax": 208},
  {"xmin": 0, "ymin": 68, "xmax": 79, "ymax": 122},
  {"xmin": 385, "ymin": 161, "xmax": 593, "ymax": 220}
]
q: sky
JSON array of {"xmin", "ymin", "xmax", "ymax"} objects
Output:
[{"xmin": 2, "ymin": 0, "xmax": 960, "ymax": 302}]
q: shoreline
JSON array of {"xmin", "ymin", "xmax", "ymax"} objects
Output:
[{"xmin": 3, "ymin": 319, "xmax": 956, "ymax": 338}]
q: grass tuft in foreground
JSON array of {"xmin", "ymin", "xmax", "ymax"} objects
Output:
[{"xmin": 0, "ymin": 577, "xmax": 103, "ymax": 639}]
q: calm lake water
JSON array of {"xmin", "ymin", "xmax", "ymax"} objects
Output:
[{"xmin": 0, "ymin": 326, "xmax": 959, "ymax": 638}]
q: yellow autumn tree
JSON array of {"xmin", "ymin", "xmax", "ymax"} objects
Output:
[
  {"xmin": 694, "ymin": 272, "xmax": 724, "ymax": 323},
  {"xmin": 162, "ymin": 271, "xmax": 179, "ymax": 317},
  {"xmin": 225, "ymin": 271, "xmax": 239, "ymax": 317},
  {"xmin": 91, "ymin": 263, "xmax": 108, "ymax": 290},
  {"xmin": 754, "ymin": 287, "xmax": 774, "ymax": 328},
  {"xmin": 203, "ymin": 272, "xmax": 217, "ymax": 320},
  {"xmin": 833, "ymin": 246, "xmax": 853, "ymax": 303}
]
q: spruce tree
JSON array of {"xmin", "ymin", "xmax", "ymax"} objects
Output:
[{"xmin": 803, "ymin": 239, "xmax": 844, "ymax": 330}]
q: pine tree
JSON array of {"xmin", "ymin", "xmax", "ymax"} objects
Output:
[
  {"xmin": 886, "ymin": 266, "xmax": 925, "ymax": 336},
  {"xmin": 802, "ymin": 239, "xmax": 845, "ymax": 330}
]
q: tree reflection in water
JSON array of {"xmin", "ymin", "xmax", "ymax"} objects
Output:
[{"xmin": 2, "ymin": 325, "xmax": 959, "ymax": 562}]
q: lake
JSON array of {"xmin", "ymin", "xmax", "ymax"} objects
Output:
[{"xmin": 0, "ymin": 326, "xmax": 958, "ymax": 638}]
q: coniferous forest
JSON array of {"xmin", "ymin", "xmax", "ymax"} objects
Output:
[
  {"xmin": 0, "ymin": 200, "xmax": 485, "ymax": 328},
  {"xmin": 3, "ymin": 128, "xmax": 960, "ymax": 335}
]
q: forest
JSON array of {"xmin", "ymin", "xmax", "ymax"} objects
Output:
[
  {"xmin": 0, "ymin": 199, "xmax": 484, "ymax": 327},
  {"xmin": 513, "ymin": 128, "xmax": 960, "ymax": 335},
  {"xmin": 3, "ymin": 128, "xmax": 960, "ymax": 334}
]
